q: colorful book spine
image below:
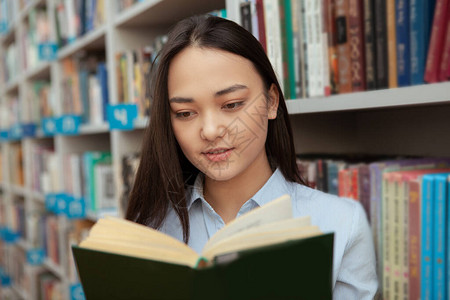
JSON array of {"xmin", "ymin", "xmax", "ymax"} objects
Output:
[
  {"xmin": 395, "ymin": 0, "xmax": 411, "ymax": 86},
  {"xmin": 410, "ymin": 0, "xmax": 436, "ymax": 84},
  {"xmin": 438, "ymin": 16, "xmax": 450, "ymax": 81},
  {"xmin": 382, "ymin": 172, "xmax": 394, "ymax": 300},
  {"xmin": 408, "ymin": 177, "xmax": 421, "ymax": 300},
  {"xmin": 433, "ymin": 173, "xmax": 449, "ymax": 300},
  {"xmin": 421, "ymin": 174, "xmax": 434, "ymax": 300},
  {"xmin": 363, "ymin": 0, "xmax": 377, "ymax": 90},
  {"xmin": 387, "ymin": 0, "xmax": 399, "ymax": 88},
  {"xmin": 325, "ymin": 0, "xmax": 339, "ymax": 94},
  {"xmin": 335, "ymin": 0, "xmax": 352, "ymax": 93},
  {"xmin": 256, "ymin": 0, "xmax": 267, "ymax": 51},
  {"xmin": 348, "ymin": 0, "xmax": 366, "ymax": 91},
  {"xmin": 290, "ymin": 0, "xmax": 306, "ymax": 98},
  {"xmin": 263, "ymin": 0, "xmax": 284, "ymax": 92},
  {"xmin": 447, "ymin": 175, "xmax": 450, "ymax": 300},
  {"xmin": 375, "ymin": 0, "xmax": 389, "ymax": 88},
  {"xmin": 424, "ymin": 0, "xmax": 449, "ymax": 83},
  {"xmin": 283, "ymin": 0, "xmax": 296, "ymax": 99}
]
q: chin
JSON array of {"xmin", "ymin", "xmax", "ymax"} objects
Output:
[{"xmin": 199, "ymin": 163, "xmax": 241, "ymax": 182}]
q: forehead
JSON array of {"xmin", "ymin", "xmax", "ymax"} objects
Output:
[{"xmin": 167, "ymin": 46, "xmax": 262, "ymax": 95}]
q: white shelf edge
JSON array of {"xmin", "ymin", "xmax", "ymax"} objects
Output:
[
  {"xmin": 134, "ymin": 117, "xmax": 149, "ymax": 129},
  {"xmin": 4, "ymin": 77, "xmax": 21, "ymax": 94},
  {"xmin": 23, "ymin": 61, "xmax": 51, "ymax": 81},
  {"xmin": 11, "ymin": 284, "xmax": 29, "ymax": 300},
  {"xmin": 114, "ymin": 0, "xmax": 161, "ymax": 27},
  {"xmin": 286, "ymin": 82, "xmax": 450, "ymax": 114},
  {"xmin": 10, "ymin": 184, "xmax": 27, "ymax": 197},
  {"xmin": 16, "ymin": 238, "xmax": 30, "ymax": 250},
  {"xmin": 57, "ymin": 25, "xmax": 107, "ymax": 60},
  {"xmin": 78, "ymin": 122, "xmax": 110, "ymax": 134},
  {"xmin": 31, "ymin": 190, "xmax": 46, "ymax": 204},
  {"xmin": 18, "ymin": 0, "xmax": 46, "ymax": 21},
  {"xmin": 43, "ymin": 258, "xmax": 65, "ymax": 279}
]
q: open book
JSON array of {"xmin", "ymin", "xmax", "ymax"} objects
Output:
[{"xmin": 72, "ymin": 195, "xmax": 334, "ymax": 299}]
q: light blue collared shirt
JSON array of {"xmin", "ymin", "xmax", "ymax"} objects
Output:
[{"xmin": 159, "ymin": 168, "xmax": 378, "ymax": 299}]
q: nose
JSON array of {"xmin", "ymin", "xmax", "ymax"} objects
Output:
[{"xmin": 200, "ymin": 112, "xmax": 226, "ymax": 141}]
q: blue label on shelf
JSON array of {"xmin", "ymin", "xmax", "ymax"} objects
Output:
[
  {"xmin": 27, "ymin": 248, "xmax": 45, "ymax": 265},
  {"xmin": 45, "ymin": 193, "xmax": 59, "ymax": 213},
  {"xmin": 0, "ymin": 21, "xmax": 7, "ymax": 33},
  {"xmin": 55, "ymin": 193, "xmax": 68, "ymax": 215},
  {"xmin": 0, "ymin": 267, "xmax": 11, "ymax": 287},
  {"xmin": 56, "ymin": 115, "xmax": 81, "ymax": 135},
  {"xmin": 66, "ymin": 196, "xmax": 86, "ymax": 219},
  {"xmin": 38, "ymin": 42, "xmax": 58, "ymax": 61},
  {"xmin": 2, "ymin": 228, "xmax": 19, "ymax": 244},
  {"xmin": 0, "ymin": 130, "xmax": 8, "ymax": 141},
  {"xmin": 9, "ymin": 124, "xmax": 23, "ymax": 140},
  {"xmin": 22, "ymin": 123, "xmax": 37, "ymax": 138},
  {"xmin": 70, "ymin": 283, "xmax": 86, "ymax": 300},
  {"xmin": 42, "ymin": 118, "xmax": 58, "ymax": 136},
  {"xmin": 107, "ymin": 104, "xmax": 138, "ymax": 131}
]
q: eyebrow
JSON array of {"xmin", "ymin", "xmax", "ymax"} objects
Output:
[
  {"xmin": 214, "ymin": 84, "xmax": 248, "ymax": 97},
  {"xmin": 169, "ymin": 84, "xmax": 248, "ymax": 103}
]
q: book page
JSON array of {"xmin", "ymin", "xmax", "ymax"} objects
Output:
[
  {"xmin": 79, "ymin": 238, "xmax": 199, "ymax": 267},
  {"xmin": 203, "ymin": 194, "xmax": 292, "ymax": 251},
  {"xmin": 202, "ymin": 216, "xmax": 311, "ymax": 254},
  {"xmin": 202, "ymin": 226, "xmax": 322, "ymax": 261}
]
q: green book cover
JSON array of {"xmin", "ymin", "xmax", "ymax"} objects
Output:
[{"xmin": 72, "ymin": 232, "xmax": 333, "ymax": 300}]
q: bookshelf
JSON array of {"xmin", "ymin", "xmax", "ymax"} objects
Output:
[{"xmin": 0, "ymin": 0, "xmax": 449, "ymax": 299}]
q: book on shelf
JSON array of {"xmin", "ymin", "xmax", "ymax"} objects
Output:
[{"xmin": 72, "ymin": 195, "xmax": 334, "ymax": 299}]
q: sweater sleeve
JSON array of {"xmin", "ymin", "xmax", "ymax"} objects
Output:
[{"xmin": 333, "ymin": 201, "xmax": 379, "ymax": 300}]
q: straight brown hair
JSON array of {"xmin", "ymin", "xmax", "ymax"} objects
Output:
[{"xmin": 126, "ymin": 15, "xmax": 306, "ymax": 243}]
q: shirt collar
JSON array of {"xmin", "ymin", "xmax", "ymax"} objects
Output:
[{"xmin": 186, "ymin": 168, "xmax": 291, "ymax": 210}]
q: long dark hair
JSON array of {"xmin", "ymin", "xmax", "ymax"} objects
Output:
[{"xmin": 126, "ymin": 15, "xmax": 306, "ymax": 243}]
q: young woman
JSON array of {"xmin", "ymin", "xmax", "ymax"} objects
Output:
[{"xmin": 126, "ymin": 15, "xmax": 377, "ymax": 299}]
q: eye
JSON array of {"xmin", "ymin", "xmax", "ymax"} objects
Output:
[
  {"xmin": 175, "ymin": 111, "xmax": 196, "ymax": 119},
  {"xmin": 223, "ymin": 102, "xmax": 244, "ymax": 110}
]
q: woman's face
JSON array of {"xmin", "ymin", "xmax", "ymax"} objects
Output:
[{"xmin": 168, "ymin": 46, "xmax": 278, "ymax": 181}]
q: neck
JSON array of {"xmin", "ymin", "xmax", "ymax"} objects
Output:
[{"xmin": 203, "ymin": 155, "xmax": 274, "ymax": 224}]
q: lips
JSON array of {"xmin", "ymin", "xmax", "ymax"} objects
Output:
[{"xmin": 202, "ymin": 147, "xmax": 234, "ymax": 162}]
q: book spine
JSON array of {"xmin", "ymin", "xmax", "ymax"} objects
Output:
[
  {"xmin": 348, "ymin": 0, "xmax": 366, "ymax": 91},
  {"xmin": 263, "ymin": 0, "xmax": 284, "ymax": 92},
  {"xmin": 395, "ymin": 0, "xmax": 411, "ymax": 86},
  {"xmin": 369, "ymin": 164, "xmax": 383, "ymax": 289},
  {"xmin": 335, "ymin": 0, "xmax": 352, "ymax": 93},
  {"xmin": 256, "ymin": 0, "xmax": 267, "ymax": 51},
  {"xmin": 387, "ymin": 0, "xmax": 399, "ymax": 88},
  {"xmin": 279, "ymin": 0, "xmax": 291, "ymax": 99},
  {"xmin": 304, "ymin": 0, "xmax": 317, "ymax": 97},
  {"xmin": 408, "ymin": 178, "xmax": 420, "ymax": 300},
  {"xmin": 375, "ymin": 0, "xmax": 389, "ymax": 88},
  {"xmin": 421, "ymin": 175, "xmax": 434, "ymax": 300},
  {"xmin": 326, "ymin": 0, "xmax": 339, "ymax": 94},
  {"xmin": 290, "ymin": 0, "xmax": 305, "ymax": 98},
  {"xmin": 240, "ymin": 1, "xmax": 252, "ymax": 33},
  {"xmin": 401, "ymin": 175, "xmax": 409, "ymax": 300},
  {"xmin": 410, "ymin": 0, "xmax": 437, "ymax": 84},
  {"xmin": 433, "ymin": 174, "xmax": 448, "ymax": 300},
  {"xmin": 363, "ymin": 0, "xmax": 377, "ymax": 90},
  {"xmin": 301, "ymin": 0, "xmax": 310, "ymax": 97},
  {"xmin": 447, "ymin": 175, "xmax": 450, "ymax": 300},
  {"xmin": 438, "ymin": 17, "xmax": 450, "ymax": 81},
  {"xmin": 320, "ymin": 0, "xmax": 331, "ymax": 96},
  {"xmin": 284, "ymin": 0, "xmax": 296, "ymax": 99},
  {"xmin": 392, "ymin": 175, "xmax": 402, "ymax": 299},
  {"xmin": 382, "ymin": 174, "xmax": 392, "ymax": 300},
  {"xmin": 424, "ymin": 0, "xmax": 449, "ymax": 83}
]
